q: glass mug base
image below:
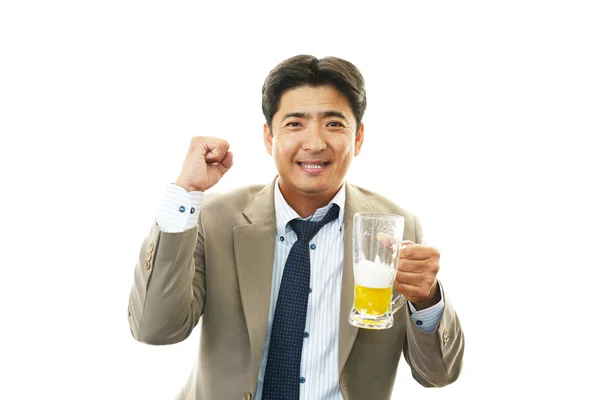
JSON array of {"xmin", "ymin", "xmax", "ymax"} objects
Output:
[{"xmin": 348, "ymin": 309, "xmax": 394, "ymax": 330}]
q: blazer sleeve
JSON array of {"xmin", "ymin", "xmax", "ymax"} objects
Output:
[
  {"xmin": 127, "ymin": 209, "xmax": 207, "ymax": 345},
  {"xmin": 402, "ymin": 214, "xmax": 465, "ymax": 387}
]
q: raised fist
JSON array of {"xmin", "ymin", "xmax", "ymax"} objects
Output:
[{"xmin": 175, "ymin": 136, "xmax": 234, "ymax": 192}]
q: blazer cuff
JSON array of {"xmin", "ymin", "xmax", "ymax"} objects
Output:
[
  {"xmin": 408, "ymin": 283, "xmax": 445, "ymax": 333},
  {"xmin": 404, "ymin": 281, "xmax": 464, "ymax": 386}
]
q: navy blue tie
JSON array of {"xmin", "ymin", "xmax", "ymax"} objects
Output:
[{"xmin": 262, "ymin": 204, "xmax": 340, "ymax": 400}]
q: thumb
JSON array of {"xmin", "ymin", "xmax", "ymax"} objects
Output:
[
  {"xmin": 401, "ymin": 240, "xmax": 414, "ymax": 248},
  {"xmin": 219, "ymin": 151, "xmax": 234, "ymax": 169},
  {"xmin": 214, "ymin": 151, "xmax": 234, "ymax": 176}
]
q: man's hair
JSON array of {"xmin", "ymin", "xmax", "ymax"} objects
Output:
[{"xmin": 262, "ymin": 55, "xmax": 367, "ymax": 133}]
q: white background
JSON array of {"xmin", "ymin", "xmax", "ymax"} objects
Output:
[{"xmin": 1, "ymin": 1, "xmax": 599, "ymax": 399}]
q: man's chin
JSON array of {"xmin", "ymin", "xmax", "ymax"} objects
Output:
[
  {"xmin": 298, "ymin": 186, "xmax": 328, "ymax": 195},
  {"xmin": 293, "ymin": 180, "xmax": 338, "ymax": 196}
]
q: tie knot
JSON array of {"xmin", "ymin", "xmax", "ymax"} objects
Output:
[{"xmin": 288, "ymin": 204, "xmax": 340, "ymax": 243}]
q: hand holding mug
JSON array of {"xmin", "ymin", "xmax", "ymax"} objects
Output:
[{"xmin": 396, "ymin": 241, "xmax": 441, "ymax": 310}]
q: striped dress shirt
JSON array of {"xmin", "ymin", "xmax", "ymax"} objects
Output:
[{"xmin": 156, "ymin": 181, "xmax": 444, "ymax": 399}]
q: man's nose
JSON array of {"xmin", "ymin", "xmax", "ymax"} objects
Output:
[{"xmin": 303, "ymin": 125, "xmax": 327, "ymax": 152}]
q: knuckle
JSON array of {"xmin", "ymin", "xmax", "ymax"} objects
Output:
[
  {"xmin": 426, "ymin": 260, "xmax": 436, "ymax": 271},
  {"xmin": 426, "ymin": 259, "xmax": 438, "ymax": 272},
  {"xmin": 190, "ymin": 137, "xmax": 206, "ymax": 151}
]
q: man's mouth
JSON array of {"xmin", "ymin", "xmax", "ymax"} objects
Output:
[
  {"xmin": 297, "ymin": 161, "xmax": 330, "ymax": 173},
  {"xmin": 298, "ymin": 162, "xmax": 330, "ymax": 168}
]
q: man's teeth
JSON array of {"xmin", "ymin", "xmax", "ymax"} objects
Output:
[{"xmin": 302, "ymin": 163, "xmax": 326, "ymax": 169}]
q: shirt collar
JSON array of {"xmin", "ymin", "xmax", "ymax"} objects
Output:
[{"xmin": 274, "ymin": 177, "xmax": 346, "ymax": 236}]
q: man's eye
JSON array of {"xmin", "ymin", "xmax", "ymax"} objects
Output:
[
  {"xmin": 287, "ymin": 122, "xmax": 302, "ymax": 127},
  {"xmin": 327, "ymin": 121, "xmax": 344, "ymax": 127}
]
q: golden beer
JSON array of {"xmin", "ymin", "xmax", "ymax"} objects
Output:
[
  {"xmin": 353, "ymin": 284, "xmax": 393, "ymax": 316},
  {"xmin": 349, "ymin": 256, "xmax": 397, "ymax": 328}
]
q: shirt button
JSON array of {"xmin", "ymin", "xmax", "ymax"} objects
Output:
[
  {"xmin": 190, "ymin": 207, "xmax": 195, "ymax": 214},
  {"xmin": 416, "ymin": 320, "xmax": 423, "ymax": 326},
  {"xmin": 280, "ymin": 236, "xmax": 285, "ymax": 241},
  {"xmin": 308, "ymin": 287, "xmax": 312, "ymax": 293},
  {"xmin": 303, "ymin": 332, "xmax": 309, "ymax": 338},
  {"xmin": 310, "ymin": 243, "xmax": 316, "ymax": 250},
  {"xmin": 179, "ymin": 206, "xmax": 186, "ymax": 213},
  {"xmin": 299, "ymin": 377, "xmax": 306, "ymax": 384}
]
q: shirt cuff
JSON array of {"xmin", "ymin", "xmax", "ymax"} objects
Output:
[
  {"xmin": 408, "ymin": 284, "xmax": 445, "ymax": 333},
  {"xmin": 156, "ymin": 183, "xmax": 204, "ymax": 233}
]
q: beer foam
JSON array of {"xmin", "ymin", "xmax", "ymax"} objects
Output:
[{"xmin": 354, "ymin": 255, "xmax": 395, "ymax": 289}]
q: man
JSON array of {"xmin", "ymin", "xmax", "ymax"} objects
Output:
[{"xmin": 128, "ymin": 55, "xmax": 464, "ymax": 400}]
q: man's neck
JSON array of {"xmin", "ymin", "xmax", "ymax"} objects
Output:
[{"xmin": 278, "ymin": 182, "xmax": 343, "ymax": 218}]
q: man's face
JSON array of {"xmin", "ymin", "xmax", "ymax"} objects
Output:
[{"xmin": 264, "ymin": 85, "xmax": 364, "ymax": 200}]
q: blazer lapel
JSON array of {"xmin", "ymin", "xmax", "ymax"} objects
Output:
[
  {"xmin": 338, "ymin": 183, "xmax": 374, "ymax": 375},
  {"xmin": 233, "ymin": 177, "xmax": 278, "ymax": 389}
]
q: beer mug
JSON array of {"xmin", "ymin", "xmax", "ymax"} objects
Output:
[{"xmin": 348, "ymin": 212, "xmax": 406, "ymax": 329}]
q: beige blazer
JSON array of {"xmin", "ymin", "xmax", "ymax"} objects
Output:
[{"xmin": 128, "ymin": 178, "xmax": 464, "ymax": 399}]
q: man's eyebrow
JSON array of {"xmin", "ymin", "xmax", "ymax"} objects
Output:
[
  {"xmin": 282, "ymin": 112, "xmax": 310, "ymax": 120},
  {"xmin": 282, "ymin": 111, "xmax": 349, "ymax": 123},
  {"xmin": 322, "ymin": 111, "xmax": 349, "ymax": 123}
]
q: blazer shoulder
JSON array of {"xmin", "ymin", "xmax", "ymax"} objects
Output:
[
  {"xmin": 201, "ymin": 183, "xmax": 266, "ymax": 218},
  {"xmin": 351, "ymin": 184, "xmax": 416, "ymax": 219},
  {"xmin": 349, "ymin": 184, "xmax": 425, "ymax": 243}
]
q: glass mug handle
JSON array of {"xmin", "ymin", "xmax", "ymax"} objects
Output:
[
  {"xmin": 391, "ymin": 293, "xmax": 407, "ymax": 314},
  {"xmin": 391, "ymin": 239, "xmax": 413, "ymax": 314}
]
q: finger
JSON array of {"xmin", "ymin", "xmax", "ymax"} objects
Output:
[
  {"xmin": 395, "ymin": 270, "xmax": 424, "ymax": 286},
  {"xmin": 219, "ymin": 151, "xmax": 234, "ymax": 169},
  {"xmin": 400, "ymin": 244, "xmax": 437, "ymax": 261},
  {"xmin": 375, "ymin": 232, "xmax": 396, "ymax": 250},
  {"xmin": 214, "ymin": 151, "xmax": 234, "ymax": 175},
  {"xmin": 397, "ymin": 258, "xmax": 428, "ymax": 273},
  {"xmin": 203, "ymin": 139, "xmax": 230, "ymax": 163},
  {"xmin": 398, "ymin": 240, "xmax": 414, "ymax": 256},
  {"xmin": 190, "ymin": 136, "xmax": 226, "ymax": 153},
  {"xmin": 375, "ymin": 237, "xmax": 414, "ymax": 250},
  {"xmin": 395, "ymin": 282, "xmax": 431, "ymax": 301}
]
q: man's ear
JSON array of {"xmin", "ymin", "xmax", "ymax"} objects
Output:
[
  {"xmin": 354, "ymin": 123, "xmax": 364, "ymax": 156},
  {"xmin": 263, "ymin": 123, "xmax": 273, "ymax": 156}
]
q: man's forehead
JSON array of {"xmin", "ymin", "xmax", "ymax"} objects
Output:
[{"xmin": 280, "ymin": 85, "xmax": 346, "ymax": 103}]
